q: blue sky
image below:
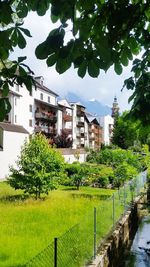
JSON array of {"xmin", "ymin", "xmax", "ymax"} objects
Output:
[{"xmin": 12, "ymin": 12, "xmax": 133, "ymax": 112}]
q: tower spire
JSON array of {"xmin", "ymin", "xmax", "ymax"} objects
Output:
[{"xmin": 111, "ymin": 96, "xmax": 119, "ymax": 118}]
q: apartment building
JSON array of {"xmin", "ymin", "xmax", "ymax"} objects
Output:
[
  {"xmin": 70, "ymin": 102, "xmax": 86, "ymax": 149},
  {"xmin": 3, "ymin": 76, "xmax": 59, "ymax": 139},
  {"xmin": 57, "ymin": 99, "xmax": 73, "ymax": 138},
  {"xmin": 86, "ymin": 115, "xmax": 102, "ymax": 149}
]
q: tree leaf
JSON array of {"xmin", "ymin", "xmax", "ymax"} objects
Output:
[
  {"xmin": 51, "ymin": 14, "xmax": 59, "ymax": 23},
  {"xmin": 2, "ymin": 83, "xmax": 9, "ymax": 97},
  {"xmin": 0, "ymin": 98, "xmax": 11, "ymax": 121},
  {"xmin": 19, "ymin": 27, "xmax": 32, "ymax": 37},
  {"xmin": 46, "ymin": 53, "xmax": 57, "ymax": 67},
  {"xmin": 17, "ymin": 2, "xmax": 28, "ymax": 18},
  {"xmin": 120, "ymin": 53, "xmax": 129, "ymax": 66},
  {"xmin": 56, "ymin": 57, "xmax": 71, "ymax": 74},
  {"xmin": 78, "ymin": 61, "xmax": 87, "ymax": 78},
  {"xmin": 88, "ymin": 60, "xmax": 100, "ymax": 78},
  {"xmin": 35, "ymin": 41, "xmax": 52, "ymax": 59},
  {"xmin": 114, "ymin": 63, "xmax": 123, "ymax": 75},
  {"xmin": 17, "ymin": 30, "xmax": 26, "ymax": 49},
  {"xmin": 18, "ymin": 56, "xmax": 27, "ymax": 63}
]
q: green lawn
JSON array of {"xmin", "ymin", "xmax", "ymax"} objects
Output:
[{"xmin": 0, "ymin": 182, "xmax": 123, "ymax": 267}]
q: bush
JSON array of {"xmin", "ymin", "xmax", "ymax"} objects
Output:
[
  {"xmin": 114, "ymin": 162, "xmax": 138, "ymax": 188},
  {"xmin": 90, "ymin": 166, "xmax": 114, "ymax": 188}
]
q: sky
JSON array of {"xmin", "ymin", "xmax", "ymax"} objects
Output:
[{"xmin": 12, "ymin": 11, "xmax": 133, "ymax": 112}]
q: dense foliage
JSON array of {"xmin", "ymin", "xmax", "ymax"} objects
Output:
[
  {"xmin": 87, "ymin": 147, "xmax": 142, "ymax": 171},
  {"xmin": 8, "ymin": 134, "xmax": 64, "ymax": 198},
  {"xmin": 62, "ymin": 147, "xmax": 143, "ymax": 189},
  {"xmin": 85, "ymin": 147, "xmax": 147, "ymax": 187},
  {"xmin": 112, "ymin": 112, "xmax": 140, "ymax": 149},
  {"xmin": 0, "ymin": 1, "xmax": 150, "ymax": 122},
  {"xmin": 54, "ymin": 129, "xmax": 73, "ymax": 148}
]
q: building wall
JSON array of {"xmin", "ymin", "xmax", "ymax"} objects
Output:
[
  {"xmin": 10, "ymin": 83, "xmax": 58, "ymax": 135},
  {"xmin": 84, "ymin": 120, "xmax": 89, "ymax": 148},
  {"xmin": 0, "ymin": 131, "xmax": 29, "ymax": 180},
  {"xmin": 57, "ymin": 110, "xmax": 63, "ymax": 134},
  {"xmin": 58, "ymin": 148, "xmax": 87, "ymax": 163},
  {"xmin": 72, "ymin": 104, "xmax": 77, "ymax": 149},
  {"xmin": 100, "ymin": 115, "xmax": 114, "ymax": 145}
]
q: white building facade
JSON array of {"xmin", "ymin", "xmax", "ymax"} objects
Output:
[
  {"xmin": 100, "ymin": 115, "xmax": 114, "ymax": 145},
  {"xmin": 0, "ymin": 123, "xmax": 29, "ymax": 179}
]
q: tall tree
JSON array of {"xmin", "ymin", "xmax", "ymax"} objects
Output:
[
  {"xmin": 112, "ymin": 112, "xmax": 140, "ymax": 149},
  {"xmin": 0, "ymin": 1, "xmax": 150, "ymax": 121}
]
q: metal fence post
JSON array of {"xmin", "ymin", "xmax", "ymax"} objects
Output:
[
  {"xmin": 54, "ymin": 238, "xmax": 57, "ymax": 267},
  {"xmin": 124, "ymin": 184, "xmax": 126, "ymax": 211},
  {"xmin": 94, "ymin": 207, "xmax": 97, "ymax": 259},
  {"xmin": 112, "ymin": 194, "xmax": 115, "ymax": 227}
]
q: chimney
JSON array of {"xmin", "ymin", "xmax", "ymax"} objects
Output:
[{"xmin": 35, "ymin": 76, "xmax": 44, "ymax": 85}]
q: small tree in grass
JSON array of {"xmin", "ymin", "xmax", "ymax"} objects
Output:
[{"xmin": 8, "ymin": 134, "xmax": 65, "ymax": 199}]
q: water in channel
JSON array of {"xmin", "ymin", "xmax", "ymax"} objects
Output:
[{"xmin": 123, "ymin": 215, "xmax": 150, "ymax": 267}]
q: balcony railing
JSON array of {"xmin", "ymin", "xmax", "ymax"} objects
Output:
[
  {"xmin": 77, "ymin": 121, "xmax": 84, "ymax": 127},
  {"xmin": 35, "ymin": 112, "xmax": 57, "ymax": 123},
  {"xmin": 63, "ymin": 114, "xmax": 72, "ymax": 122},
  {"xmin": 34, "ymin": 126, "xmax": 57, "ymax": 135}
]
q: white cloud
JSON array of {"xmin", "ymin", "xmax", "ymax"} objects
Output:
[{"xmin": 11, "ymin": 11, "xmax": 133, "ymax": 112}]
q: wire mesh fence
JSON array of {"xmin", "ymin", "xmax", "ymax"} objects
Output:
[
  {"xmin": 24, "ymin": 172, "xmax": 147, "ymax": 267},
  {"xmin": 25, "ymin": 171, "xmax": 147, "ymax": 267}
]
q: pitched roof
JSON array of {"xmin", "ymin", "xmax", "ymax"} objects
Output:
[
  {"xmin": 0, "ymin": 123, "xmax": 29, "ymax": 134},
  {"xmin": 35, "ymin": 80, "xmax": 59, "ymax": 97},
  {"xmin": 58, "ymin": 99, "xmax": 72, "ymax": 109}
]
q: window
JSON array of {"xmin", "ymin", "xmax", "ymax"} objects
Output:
[
  {"xmin": 40, "ymin": 93, "xmax": 43, "ymax": 100},
  {"xmin": 16, "ymin": 85, "xmax": 19, "ymax": 92},
  {"xmin": 15, "ymin": 115, "xmax": 17, "ymax": 123},
  {"xmin": 48, "ymin": 96, "xmax": 50, "ymax": 103},
  {"xmin": 0, "ymin": 129, "xmax": 3, "ymax": 151},
  {"xmin": 15, "ymin": 98, "xmax": 17, "ymax": 106},
  {"xmin": 29, "ymin": 104, "xmax": 32, "ymax": 112},
  {"xmin": 29, "ymin": 119, "xmax": 32, "ymax": 127}
]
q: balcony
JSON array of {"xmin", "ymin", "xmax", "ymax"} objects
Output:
[
  {"xmin": 64, "ymin": 128, "xmax": 72, "ymax": 134},
  {"xmin": 34, "ymin": 126, "xmax": 57, "ymax": 135},
  {"xmin": 76, "ymin": 132, "xmax": 85, "ymax": 138},
  {"xmin": 94, "ymin": 128, "xmax": 99, "ymax": 134},
  {"xmin": 63, "ymin": 114, "xmax": 72, "ymax": 122},
  {"xmin": 77, "ymin": 121, "xmax": 84, "ymax": 127},
  {"xmin": 76, "ymin": 110, "xmax": 85, "ymax": 116},
  {"xmin": 89, "ymin": 135, "xmax": 95, "ymax": 141},
  {"xmin": 35, "ymin": 112, "xmax": 57, "ymax": 123}
]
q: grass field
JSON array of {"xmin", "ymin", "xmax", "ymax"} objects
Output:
[{"xmin": 0, "ymin": 182, "xmax": 123, "ymax": 267}]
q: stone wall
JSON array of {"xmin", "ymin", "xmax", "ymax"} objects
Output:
[{"xmin": 88, "ymin": 196, "xmax": 142, "ymax": 267}]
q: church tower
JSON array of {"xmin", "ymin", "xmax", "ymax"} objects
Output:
[{"xmin": 111, "ymin": 96, "xmax": 119, "ymax": 118}]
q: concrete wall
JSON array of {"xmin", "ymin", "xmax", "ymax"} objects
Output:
[
  {"xmin": 0, "ymin": 131, "xmax": 28, "ymax": 180},
  {"xmin": 88, "ymin": 196, "xmax": 142, "ymax": 267}
]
